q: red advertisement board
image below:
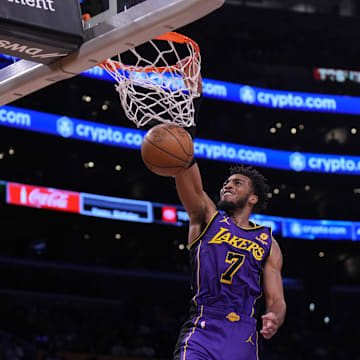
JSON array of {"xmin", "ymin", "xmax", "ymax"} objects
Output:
[
  {"xmin": 7, "ymin": 182, "xmax": 80, "ymax": 213},
  {"xmin": 162, "ymin": 206, "xmax": 177, "ymax": 223}
]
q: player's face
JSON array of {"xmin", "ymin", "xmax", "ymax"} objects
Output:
[{"xmin": 218, "ymin": 174, "xmax": 254, "ymax": 211}]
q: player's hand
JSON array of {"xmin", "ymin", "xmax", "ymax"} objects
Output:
[{"xmin": 260, "ymin": 312, "xmax": 279, "ymax": 339}]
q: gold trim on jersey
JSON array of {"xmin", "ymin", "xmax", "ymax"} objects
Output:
[
  {"xmin": 182, "ymin": 305, "xmax": 204, "ymax": 360},
  {"xmin": 269, "ymin": 229, "xmax": 275, "ymax": 257},
  {"xmin": 188, "ymin": 211, "xmax": 219, "ymax": 249},
  {"xmin": 192, "ymin": 239, "xmax": 203, "ymax": 306},
  {"xmin": 250, "ymin": 272, "xmax": 263, "ymax": 317},
  {"xmin": 237, "ymin": 220, "xmax": 264, "ymax": 231}
]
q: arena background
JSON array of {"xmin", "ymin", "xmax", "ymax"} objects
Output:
[{"xmin": 0, "ymin": 0, "xmax": 360, "ymax": 359}]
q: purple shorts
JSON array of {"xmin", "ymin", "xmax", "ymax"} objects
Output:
[{"xmin": 173, "ymin": 305, "xmax": 259, "ymax": 360}]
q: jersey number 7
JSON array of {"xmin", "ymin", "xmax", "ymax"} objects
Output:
[{"xmin": 220, "ymin": 251, "xmax": 246, "ymax": 285}]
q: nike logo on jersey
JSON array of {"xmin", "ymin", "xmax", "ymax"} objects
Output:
[
  {"xmin": 219, "ymin": 216, "xmax": 231, "ymax": 225},
  {"xmin": 246, "ymin": 334, "xmax": 255, "ymax": 346}
]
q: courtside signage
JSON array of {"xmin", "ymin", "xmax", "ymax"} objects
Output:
[
  {"xmin": 2, "ymin": 105, "xmax": 360, "ymax": 175},
  {"xmin": 7, "ymin": 182, "xmax": 80, "ymax": 213},
  {"xmin": 162, "ymin": 206, "xmax": 178, "ymax": 223},
  {"xmin": 282, "ymin": 218, "xmax": 353, "ymax": 240},
  {"xmin": 354, "ymin": 224, "xmax": 360, "ymax": 241},
  {"xmin": 4, "ymin": 180, "xmax": 360, "ymax": 241},
  {"xmin": 81, "ymin": 193, "xmax": 153, "ymax": 223}
]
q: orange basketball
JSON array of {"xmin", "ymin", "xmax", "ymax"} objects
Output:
[{"xmin": 141, "ymin": 123, "xmax": 194, "ymax": 177}]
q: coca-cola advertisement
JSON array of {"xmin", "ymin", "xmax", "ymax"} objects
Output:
[{"xmin": 7, "ymin": 182, "xmax": 80, "ymax": 213}]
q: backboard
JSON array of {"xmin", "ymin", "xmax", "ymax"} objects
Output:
[{"xmin": 0, "ymin": 0, "xmax": 224, "ymax": 106}]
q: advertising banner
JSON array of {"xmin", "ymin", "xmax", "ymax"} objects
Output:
[
  {"xmin": 7, "ymin": 182, "xmax": 81, "ymax": 213},
  {"xmin": 81, "ymin": 193, "xmax": 153, "ymax": 223},
  {"xmin": 0, "ymin": 0, "xmax": 83, "ymax": 63},
  {"xmin": 1, "ymin": 105, "xmax": 360, "ymax": 175},
  {"xmin": 282, "ymin": 218, "xmax": 353, "ymax": 240},
  {"xmin": 3, "ymin": 180, "xmax": 360, "ymax": 241}
]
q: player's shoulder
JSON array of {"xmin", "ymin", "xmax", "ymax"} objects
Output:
[
  {"xmin": 271, "ymin": 236, "xmax": 282, "ymax": 252},
  {"xmin": 267, "ymin": 236, "xmax": 283, "ymax": 267},
  {"xmin": 188, "ymin": 210, "xmax": 220, "ymax": 249}
]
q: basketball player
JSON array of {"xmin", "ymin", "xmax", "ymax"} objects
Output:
[
  {"xmin": 171, "ymin": 62, "xmax": 286, "ymax": 360},
  {"xmin": 172, "ymin": 162, "xmax": 286, "ymax": 360}
]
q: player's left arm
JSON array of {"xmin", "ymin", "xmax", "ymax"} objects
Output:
[{"xmin": 261, "ymin": 238, "xmax": 287, "ymax": 340}]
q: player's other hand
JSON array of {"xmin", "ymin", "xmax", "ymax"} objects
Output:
[{"xmin": 260, "ymin": 312, "xmax": 279, "ymax": 339}]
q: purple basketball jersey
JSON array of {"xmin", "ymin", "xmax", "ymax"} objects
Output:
[{"xmin": 189, "ymin": 211, "xmax": 273, "ymax": 318}]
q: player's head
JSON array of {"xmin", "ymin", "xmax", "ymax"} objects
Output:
[{"xmin": 217, "ymin": 165, "xmax": 269, "ymax": 214}]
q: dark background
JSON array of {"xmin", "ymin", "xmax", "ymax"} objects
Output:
[{"xmin": 0, "ymin": 0, "xmax": 360, "ymax": 359}]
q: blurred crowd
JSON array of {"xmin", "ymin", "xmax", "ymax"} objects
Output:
[{"xmin": 0, "ymin": 288, "xmax": 359, "ymax": 360}]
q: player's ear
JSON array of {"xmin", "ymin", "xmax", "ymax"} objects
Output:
[{"xmin": 249, "ymin": 194, "xmax": 258, "ymax": 206}]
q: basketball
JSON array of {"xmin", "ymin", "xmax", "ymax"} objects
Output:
[{"xmin": 141, "ymin": 123, "xmax": 194, "ymax": 177}]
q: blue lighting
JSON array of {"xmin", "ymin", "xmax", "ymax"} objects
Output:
[
  {"xmin": 1, "ymin": 105, "xmax": 360, "ymax": 175},
  {"xmin": 81, "ymin": 65, "xmax": 360, "ymax": 116},
  {"xmin": 2, "ymin": 55, "xmax": 360, "ymax": 115}
]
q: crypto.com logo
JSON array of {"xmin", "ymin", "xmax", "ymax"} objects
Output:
[
  {"xmin": 239, "ymin": 86, "xmax": 256, "ymax": 104},
  {"xmin": 290, "ymin": 222, "xmax": 302, "ymax": 237},
  {"xmin": 57, "ymin": 117, "xmax": 74, "ymax": 138},
  {"xmin": 289, "ymin": 152, "xmax": 306, "ymax": 172}
]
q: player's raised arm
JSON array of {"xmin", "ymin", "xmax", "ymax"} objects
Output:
[
  {"xmin": 174, "ymin": 57, "xmax": 216, "ymax": 240},
  {"xmin": 175, "ymin": 163, "xmax": 217, "ymax": 242}
]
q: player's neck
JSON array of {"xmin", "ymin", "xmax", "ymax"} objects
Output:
[{"xmin": 230, "ymin": 209, "xmax": 252, "ymax": 228}]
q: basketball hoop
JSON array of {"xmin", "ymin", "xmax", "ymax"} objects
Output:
[{"xmin": 99, "ymin": 32, "xmax": 201, "ymax": 128}]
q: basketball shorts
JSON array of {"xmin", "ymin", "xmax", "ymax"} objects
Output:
[{"xmin": 173, "ymin": 305, "xmax": 259, "ymax": 360}]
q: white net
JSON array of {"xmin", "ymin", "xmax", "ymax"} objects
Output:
[{"xmin": 101, "ymin": 32, "xmax": 201, "ymax": 128}]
